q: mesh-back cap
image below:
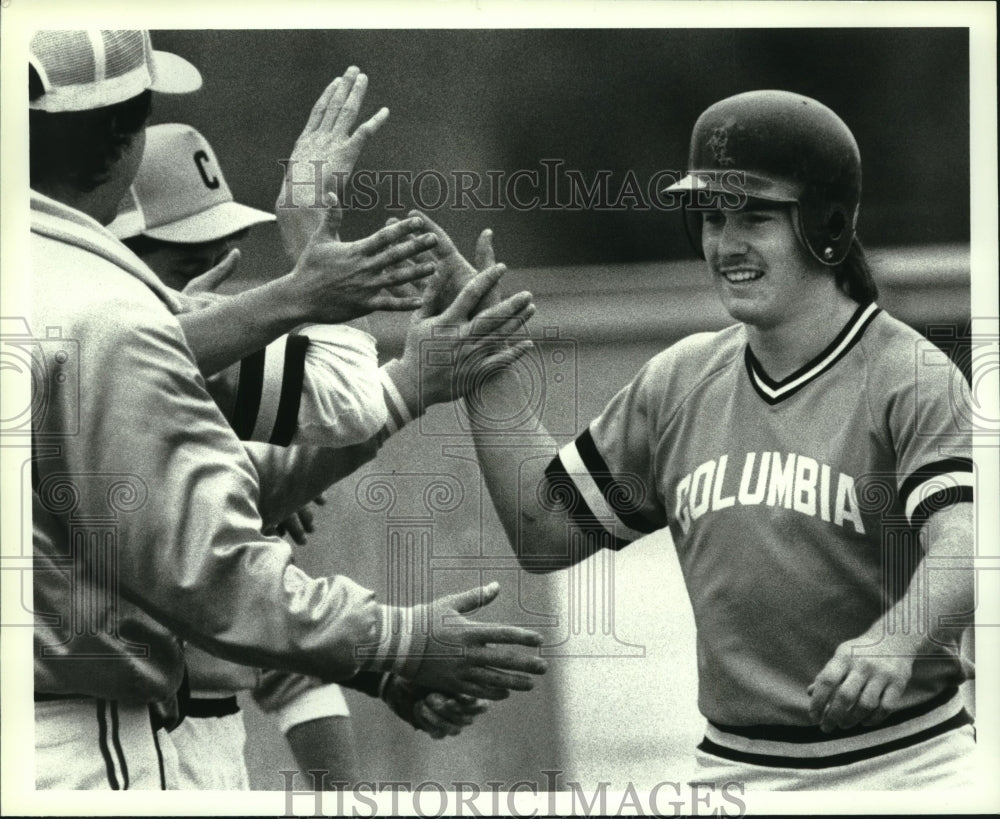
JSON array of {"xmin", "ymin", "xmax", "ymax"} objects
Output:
[
  {"xmin": 109, "ymin": 123, "xmax": 275, "ymax": 243},
  {"xmin": 30, "ymin": 30, "xmax": 201, "ymax": 112}
]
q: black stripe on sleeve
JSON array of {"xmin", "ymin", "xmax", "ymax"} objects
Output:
[
  {"xmin": 911, "ymin": 486, "xmax": 974, "ymax": 527},
  {"xmin": 543, "ymin": 453, "xmax": 630, "ymax": 550},
  {"xmin": 341, "ymin": 671, "xmax": 387, "ymax": 699},
  {"xmin": 899, "ymin": 457, "xmax": 974, "ymax": 508},
  {"xmin": 109, "ymin": 702, "xmax": 129, "ymax": 790},
  {"xmin": 230, "ymin": 348, "xmax": 266, "ymax": 440},
  {"xmin": 575, "ymin": 428, "xmax": 658, "ymax": 535},
  {"xmin": 269, "ymin": 334, "xmax": 309, "ymax": 446},
  {"xmin": 96, "ymin": 699, "xmax": 120, "ymax": 790}
]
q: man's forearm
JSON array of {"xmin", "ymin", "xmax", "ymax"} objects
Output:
[
  {"xmin": 467, "ymin": 367, "xmax": 577, "ymax": 570},
  {"xmin": 178, "ymin": 276, "xmax": 305, "ymax": 376},
  {"xmin": 875, "ymin": 502, "xmax": 975, "ymax": 652}
]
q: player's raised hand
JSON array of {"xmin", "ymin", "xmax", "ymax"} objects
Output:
[
  {"xmin": 285, "ymin": 202, "xmax": 438, "ymax": 324},
  {"xmin": 404, "ymin": 211, "xmax": 504, "ymax": 316},
  {"xmin": 408, "ymin": 582, "xmax": 547, "ymax": 701},
  {"xmin": 387, "ymin": 263, "xmax": 535, "ymax": 409},
  {"xmin": 380, "ymin": 675, "xmax": 489, "ymax": 739},
  {"xmin": 277, "ymin": 66, "xmax": 390, "ymax": 259}
]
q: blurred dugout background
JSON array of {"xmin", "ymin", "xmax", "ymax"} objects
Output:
[{"xmin": 150, "ymin": 29, "xmax": 971, "ymax": 790}]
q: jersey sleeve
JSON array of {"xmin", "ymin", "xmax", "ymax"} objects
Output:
[
  {"xmin": 885, "ymin": 340, "xmax": 974, "ymax": 527},
  {"xmin": 241, "ymin": 439, "xmax": 380, "ymax": 531},
  {"xmin": 544, "ymin": 356, "xmax": 669, "ymax": 549},
  {"xmin": 204, "ymin": 324, "xmax": 386, "ymax": 448},
  {"xmin": 33, "ymin": 282, "xmax": 392, "ymax": 681},
  {"xmin": 253, "ymin": 671, "xmax": 351, "ymax": 733}
]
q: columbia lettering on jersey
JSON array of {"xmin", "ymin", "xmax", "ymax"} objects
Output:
[{"xmin": 674, "ymin": 451, "xmax": 864, "ymax": 535}]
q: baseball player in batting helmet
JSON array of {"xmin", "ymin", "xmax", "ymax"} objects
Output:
[{"xmin": 463, "ymin": 89, "xmax": 977, "ymax": 790}]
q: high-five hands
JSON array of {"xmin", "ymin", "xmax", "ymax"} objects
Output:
[
  {"xmin": 281, "ymin": 206, "xmax": 437, "ymax": 324},
  {"xmin": 409, "ymin": 582, "xmax": 548, "ymax": 701},
  {"xmin": 390, "ymin": 262, "xmax": 535, "ymax": 409}
]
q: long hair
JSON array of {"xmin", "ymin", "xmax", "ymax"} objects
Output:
[
  {"xmin": 29, "ymin": 65, "xmax": 152, "ymax": 193},
  {"xmin": 834, "ymin": 236, "xmax": 879, "ymax": 306}
]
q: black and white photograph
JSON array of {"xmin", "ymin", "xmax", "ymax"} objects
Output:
[{"xmin": 1, "ymin": 1, "xmax": 997, "ymax": 815}]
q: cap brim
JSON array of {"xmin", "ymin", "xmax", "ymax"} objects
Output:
[
  {"xmin": 150, "ymin": 50, "xmax": 203, "ymax": 95},
  {"xmin": 107, "ymin": 208, "xmax": 146, "ymax": 240},
  {"xmin": 141, "ymin": 201, "xmax": 275, "ymax": 243}
]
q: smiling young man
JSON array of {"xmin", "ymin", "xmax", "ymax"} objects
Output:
[{"xmin": 461, "ymin": 90, "xmax": 977, "ymax": 789}]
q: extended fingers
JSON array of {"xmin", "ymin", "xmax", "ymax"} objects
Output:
[
  {"xmin": 441, "ymin": 264, "xmax": 508, "ymax": 322},
  {"xmin": 406, "ymin": 209, "xmax": 459, "ymax": 256},
  {"xmin": 453, "ymin": 624, "xmax": 545, "ymax": 651},
  {"xmin": 335, "ymin": 72, "xmax": 368, "ymax": 136},
  {"xmin": 355, "ymin": 106, "xmax": 390, "ymax": 142},
  {"xmin": 357, "ymin": 216, "xmax": 428, "ymax": 254},
  {"xmin": 462, "ymin": 665, "xmax": 539, "ymax": 693},
  {"xmin": 304, "ymin": 77, "xmax": 341, "ymax": 133},
  {"xmin": 319, "ymin": 66, "xmax": 360, "ymax": 132},
  {"xmin": 469, "ymin": 644, "xmax": 548, "ymax": 676},
  {"xmin": 474, "ymin": 228, "xmax": 496, "ymax": 271},
  {"xmin": 467, "ymin": 295, "xmax": 535, "ymax": 339}
]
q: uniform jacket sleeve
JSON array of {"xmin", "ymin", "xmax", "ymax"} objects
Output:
[{"xmin": 33, "ymin": 269, "xmax": 380, "ymax": 681}]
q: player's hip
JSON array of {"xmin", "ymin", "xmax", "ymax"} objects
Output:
[{"xmin": 693, "ymin": 687, "xmax": 974, "ymax": 789}]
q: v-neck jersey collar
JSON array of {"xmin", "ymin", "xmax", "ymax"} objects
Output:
[{"xmin": 743, "ymin": 302, "xmax": 882, "ymax": 405}]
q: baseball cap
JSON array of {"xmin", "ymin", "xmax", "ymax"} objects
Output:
[
  {"xmin": 109, "ymin": 123, "xmax": 275, "ymax": 243},
  {"xmin": 29, "ymin": 30, "xmax": 202, "ymax": 113}
]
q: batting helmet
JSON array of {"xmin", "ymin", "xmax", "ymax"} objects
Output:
[{"xmin": 665, "ymin": 90, "xmax": 862, "ymax": 266}]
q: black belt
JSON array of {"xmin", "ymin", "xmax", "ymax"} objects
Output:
[{"xmin": 186, "ymin": 696, "xmax": 241, "ymax": 719}]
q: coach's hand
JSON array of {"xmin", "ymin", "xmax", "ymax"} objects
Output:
[
  {"xmin": 284, "ymin": 204, "xmax": 437, "ymax": 323},
  {"xmin": 386, "ymin": 263, "xmax": 535, "ymax": 409},
  {"xmin": 410, "ymin": 582, "xmax": 547, "ymax": 701},
  {"xmin": 392, "ymin": 212, "xmax": 503, "ymax": 316},
  {"xmin": 277, "ymin": 66, "xmax": 390, "ymax": 259},
  {"xmin": 380, "ymin": 675, "xmax": 489, "ymax": 739}
]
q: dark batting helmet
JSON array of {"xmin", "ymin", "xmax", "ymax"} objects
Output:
[{"xmin": 665, "ymin": 90, "xmax": 862, "ymax": 266}]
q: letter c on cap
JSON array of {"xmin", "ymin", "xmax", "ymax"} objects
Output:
[{"xmin": 193, "ymin": 150, "xmax": 220, "ymax": 190}]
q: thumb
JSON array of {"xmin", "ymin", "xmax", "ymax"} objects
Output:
[
  {"xmin": 445, "ymin": 581, "xmax": 500, "ymax": 615},
  {"xmin": 416, "ymin": 270, "xmax": 448, "ymax": 318},
  {"xmin": 313, "ymin": 192, "xmax": 342, "ymax": 240},
  {"xmin": 182, "ymin": 248, "xmax": 240, "ymax": 294},
  {"xmin": 474, "ymin": 229, "xmax": 495, "ymax": 272}
]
